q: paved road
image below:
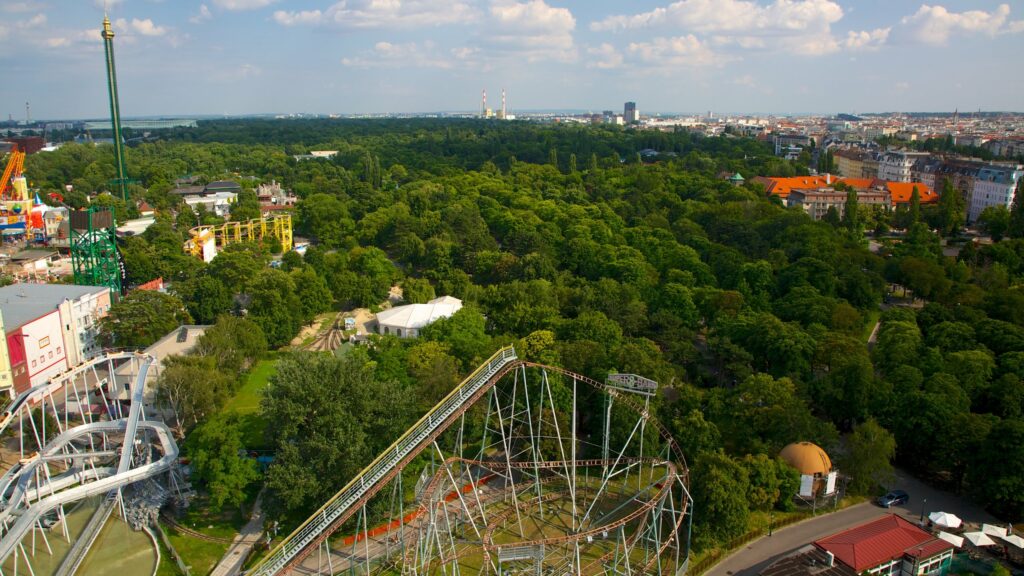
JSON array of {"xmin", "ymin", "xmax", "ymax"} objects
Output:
[
  {"xmin": 211, "ymin": 494, "xmax": 266, "ymax": 576},
  {"xmin": 706, "ymin": 469, "xmax": 998, "ymax": 576}
]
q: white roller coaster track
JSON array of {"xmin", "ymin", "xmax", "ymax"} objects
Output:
[{"xmin": 0, "ymin": 352, "xmax": 180, "ymax": 567}]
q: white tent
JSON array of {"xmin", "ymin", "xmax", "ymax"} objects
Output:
[
  {"xmin": 937, "ymin": 531, "xmax": 965, "ymax": 548},
  {"xmin": 964, "ymin": 531, "xmax": 997, "ymax": 547},
  {"xmin": 1002, "ymin": 534, "xmax": 1024, "ymax": 549},
  {"xmin": 929, "ymin": 512, "xmax": 963, "ymax": 529},
  {"xmin": 982, "ymin": 524, "xmax": 1009, "ymax": 538}
]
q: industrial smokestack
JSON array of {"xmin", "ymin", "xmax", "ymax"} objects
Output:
[
  {"xmin": 501, "ymin": 88, "xmax": 506, "ymax": 120},
  {"xmin": 481, "ymin": 89, "xmax": 487, "ymax": 118}
]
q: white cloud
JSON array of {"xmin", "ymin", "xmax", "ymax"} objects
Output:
[
  {"xmin": 237, "ymin": 63, "xmax": 261, "ymax": 78},
  {"xmin": 592, "ymin": 0, "xmax": 842, "ymax": 33},
  {"xmin": 586, "ymin": 43, "xmax": 623, "ymax": 69},
  {"xmin": 189, "ymin": 4, "xmax": 213, "ymax": 24},
  {"xmin": 212, "ymin": 0, "xmax": 275, "ymax": 10},
  {"xmin": 484, "ymin": 0, "xmax": 577, "ymax": 62},
  {"xmin": 274, "ymin": 0, "xmax": 477, "ymax": 29},
  {"xmin": 342, "ymin": 40, "xmax": 455, "ymax": 69},
  {"xmin": 272, "ymin": 9, "xmax": 322, "ymax": 26},
  {"xmin": 17, "ymin": 13, "xmax": 46, "ymax": 28},
  {"xmin": 844, "ymin": 27, "xmax": 890, "ymax": 50},
  {"xmin": 592, "ymin": 0, "xmax": 846, "ymax": 56},
  {"xmin": 627, "ymin": 35, "xmax": 730, "ymax": 67},
  {"xmin": 901, "ymin": 3, "xmax": 1024, "ymax": 45},
  {"xmin": 114, "ymin": 17, "xmax": 167, "ymax": 37},
  {"xmin": 3, "ymin": 2, "xmax": 46, "ymax": 13}
]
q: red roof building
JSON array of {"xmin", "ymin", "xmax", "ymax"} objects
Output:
[
  {"xmin": 756, "ymin": 174, "xmax": 938, "ymax": 206},
  {"xmin": 814, "ymin": 515, "xmax": 953, "ymax": 576}
]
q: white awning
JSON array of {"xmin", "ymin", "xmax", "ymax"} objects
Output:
[
  {"xmin": 929, "ymin": 512, "xmax": 963, "ymax": 529},
  {"xmin": 937, "ymin": 531, "xmax": 965, "ymax": 548},
  {"xmin": 1001, "ymin": 534, "xmax": 1024, "ymax": 549},
  {"xmin": 982, "ymin": 524, "xmax": 1008, "ymax": 538},
  {"xmin": 964, "ymin": 532, "xmax": 997, "ymax": 547}
]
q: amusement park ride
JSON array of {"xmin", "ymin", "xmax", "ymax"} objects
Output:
[
  {"xmin": 0, "ymin": 347, "xmax": 691, "ymax": 576},
  {"xmin": 0, "ymin": 145, "xmax": 33, "ymax": 238},
  {"xmin": 249, "ymin": 347, "xmax": 692, "ymax": 576}
]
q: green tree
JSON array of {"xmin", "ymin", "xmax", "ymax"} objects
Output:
[
  {"xmin": 155, "ymin": 356, "xmax": 235, "ymax": 430},
  {"xmin": 969, "ymin": 418, "xmax": 1024, "ymax": 519},
  {"xmin": 100, "ymin": 291, "xmax": 193, "ymax": 348},
  {"xmin": 843, "ymin": 190, "xmax": 860, "ymax": 233},
  {"xmin": 402, "ymin": 277, "xmax": 436, "ymax": 304},
  {"xmin": 937, "ymin": 178, "xmax": 965, "ymax": 235},
  {"xmin": 691, "ymin": 452, "xmax": 750, "ymax": 549},
  {"xmin": 262, "ymin": 351, "xmax": 415, "ymax": 518},
  {"xmin": 246, "ymin": 268, "xmax": 302, "ymax": 347},
  {"xmin": 187, "ymin": 414, "xmax": 260, "ymax": 512},
  {"xmin": 420, "ymin": 307, "xmax": 491, "ymax": 369},
  {"xmin": 842, "ymin": 418, "xmax": 896, "ymax": 494},
  {"xmin": 978, "ymin": 205, "xmax": 1011, "ymax": 241},
  {"xmin": 177, "ymin": 275, "xmax": 233, "ymax": 324},
  {"xmin": 194, "ymin": 315, "xmax": 267, "ymax": 374},
  {"xmin": 909, "ymin": 186, "xmax": 921, "ymax": 224},
  {"xmin": 406, "ymin": 341, "xmax": 461, "ymax": 408},
  {"xmin": 1008, "ymin": 177, "xmax": 1024, "ymax": 239}
]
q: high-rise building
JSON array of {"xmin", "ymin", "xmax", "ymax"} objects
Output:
[{"xmin": 624, "ymin": 102, "xmax": 638, "ymax": 124}]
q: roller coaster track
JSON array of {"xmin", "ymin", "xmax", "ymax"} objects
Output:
[
  {"xmin": 251, "ymin": 348, "xmax": 691, "ymax": 576},
  {"xmin": 0, "ymin": 353, "xmax": 181, "ymax": 567},
  {"xmin": 250, "ymin": 346, "xmax": 520, "ymax": 576}
]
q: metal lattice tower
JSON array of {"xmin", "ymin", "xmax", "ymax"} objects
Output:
[
  {"xmin": 102, "ymin": 15, "xmax": 130, "ymax": 202},
  {"xmin": 71, "ymin": 207, "xmax": 122, "ymax": 294}
]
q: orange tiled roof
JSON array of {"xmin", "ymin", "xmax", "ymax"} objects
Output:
[
  {"xmin": 759, "ymin": 174, "xmax": 937, "ymax": 204},
  {"xmin": 838, "ymin": 177, "xmax": 875, "ymax": 189},
  {"xmin": 886, "ymin": 182, "xmax": 937, "ymax": 204},
  {"xmin": 756, "ymin": 175, "xmax": 838, "ymax": 199}
]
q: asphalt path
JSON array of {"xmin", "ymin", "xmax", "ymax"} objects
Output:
[{"xmin": 705, "ymin": 469, "xmax": 998, "ymax": 576}]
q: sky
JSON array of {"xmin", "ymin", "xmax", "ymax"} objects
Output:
[{"xmin": 0, "ymin": 0, "xmax": 1023, "ymax": 119}]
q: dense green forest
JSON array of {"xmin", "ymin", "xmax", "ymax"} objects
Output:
[{"xmin": 24, "ymin": 119, "xmax": 1024, "ymax": 545}]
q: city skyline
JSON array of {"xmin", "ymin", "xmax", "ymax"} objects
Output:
[{"xmin": 1, "ymin": 0, "xmax": 1023, "ymax": 119}]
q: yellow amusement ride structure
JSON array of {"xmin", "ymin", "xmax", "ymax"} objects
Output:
[{"xmin": 184, "ymin": 213, "xmax": 293, "ymax": 262}]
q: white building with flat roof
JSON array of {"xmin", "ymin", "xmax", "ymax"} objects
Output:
[{"xmin": 375, "ymin": 296, "xmax": 462, "ymax": 338}]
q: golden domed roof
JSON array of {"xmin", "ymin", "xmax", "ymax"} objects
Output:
[{"xmin": 779, "ymin": 442, "xmax": 832, "ymax": 476}]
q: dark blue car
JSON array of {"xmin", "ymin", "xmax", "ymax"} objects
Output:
[{"xmin": 877, "ymin": 490, "xmax": 909, "ymax": 508}]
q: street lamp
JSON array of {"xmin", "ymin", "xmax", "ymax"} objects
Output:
[
  {"xmin": 920, "ymin": 498, "xmax": 927, "ymax": 523},
  {"xmin": 769, "ymin": 510, "xmax": 774, "ymax": 537}
]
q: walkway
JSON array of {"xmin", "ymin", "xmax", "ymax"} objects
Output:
[
  {"xmin": 705, "ymin": 469, "xmax": 998, "ymax": 576},
  {"xmin": 210, "ymin": 493, "xmax": 266, "ymax": 576}
]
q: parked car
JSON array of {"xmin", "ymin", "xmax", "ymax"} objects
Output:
[{"xmin": 877, "ymin": 489, "xmax": 909, "ymax": 508}]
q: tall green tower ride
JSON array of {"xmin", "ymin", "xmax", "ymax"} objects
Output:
[{"xmin": 102, "ymin": 15, "xmax": 129, "ymax": 202}]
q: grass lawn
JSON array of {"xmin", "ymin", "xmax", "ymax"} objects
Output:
[
  {"xmin": 165, "ymin": 525, "xmax": 230, "ymax": 576},
  {"xmin": 223, "ymin": 356, "xmax": 278, "ymax": 450},
  {"xmin": 863, "ymin": 309, "xmax": 881, "ymax": 342}
]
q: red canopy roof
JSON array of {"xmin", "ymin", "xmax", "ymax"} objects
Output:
[{"xmin": 815, "ymin": 515, "xmax": 952, "ymax": 572}]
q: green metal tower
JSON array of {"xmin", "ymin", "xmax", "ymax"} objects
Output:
[
  {"xmin": 71, "ymin": 208, "xmax": 122, "ymax": 295},
  {"xmin": 102, "ymin": 15, "xmax": 129, "ymax": 202}
]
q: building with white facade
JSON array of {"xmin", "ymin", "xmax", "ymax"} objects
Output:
[
  {"xmin": 0, "ymin": 284, "xmax": 111, "ymax": 397},
  {"xmin": 184, "ymin": 191, "xmax": 237, "ymax": 218},
  {"xmin": 878, "ymin": 151, "xmax": 930, "ymax": 182},
  {"xmin": 376, "ymin": 296, "xmax": 463, "ymax": 338},
  {"xmin": 969, "ymin": 164, "xmax": 1024, "ymax": 223}
]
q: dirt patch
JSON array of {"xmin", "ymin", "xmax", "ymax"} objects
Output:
[{"xmin": 289, "ymin": 318, "xmax": 324, "ymax": 346}]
